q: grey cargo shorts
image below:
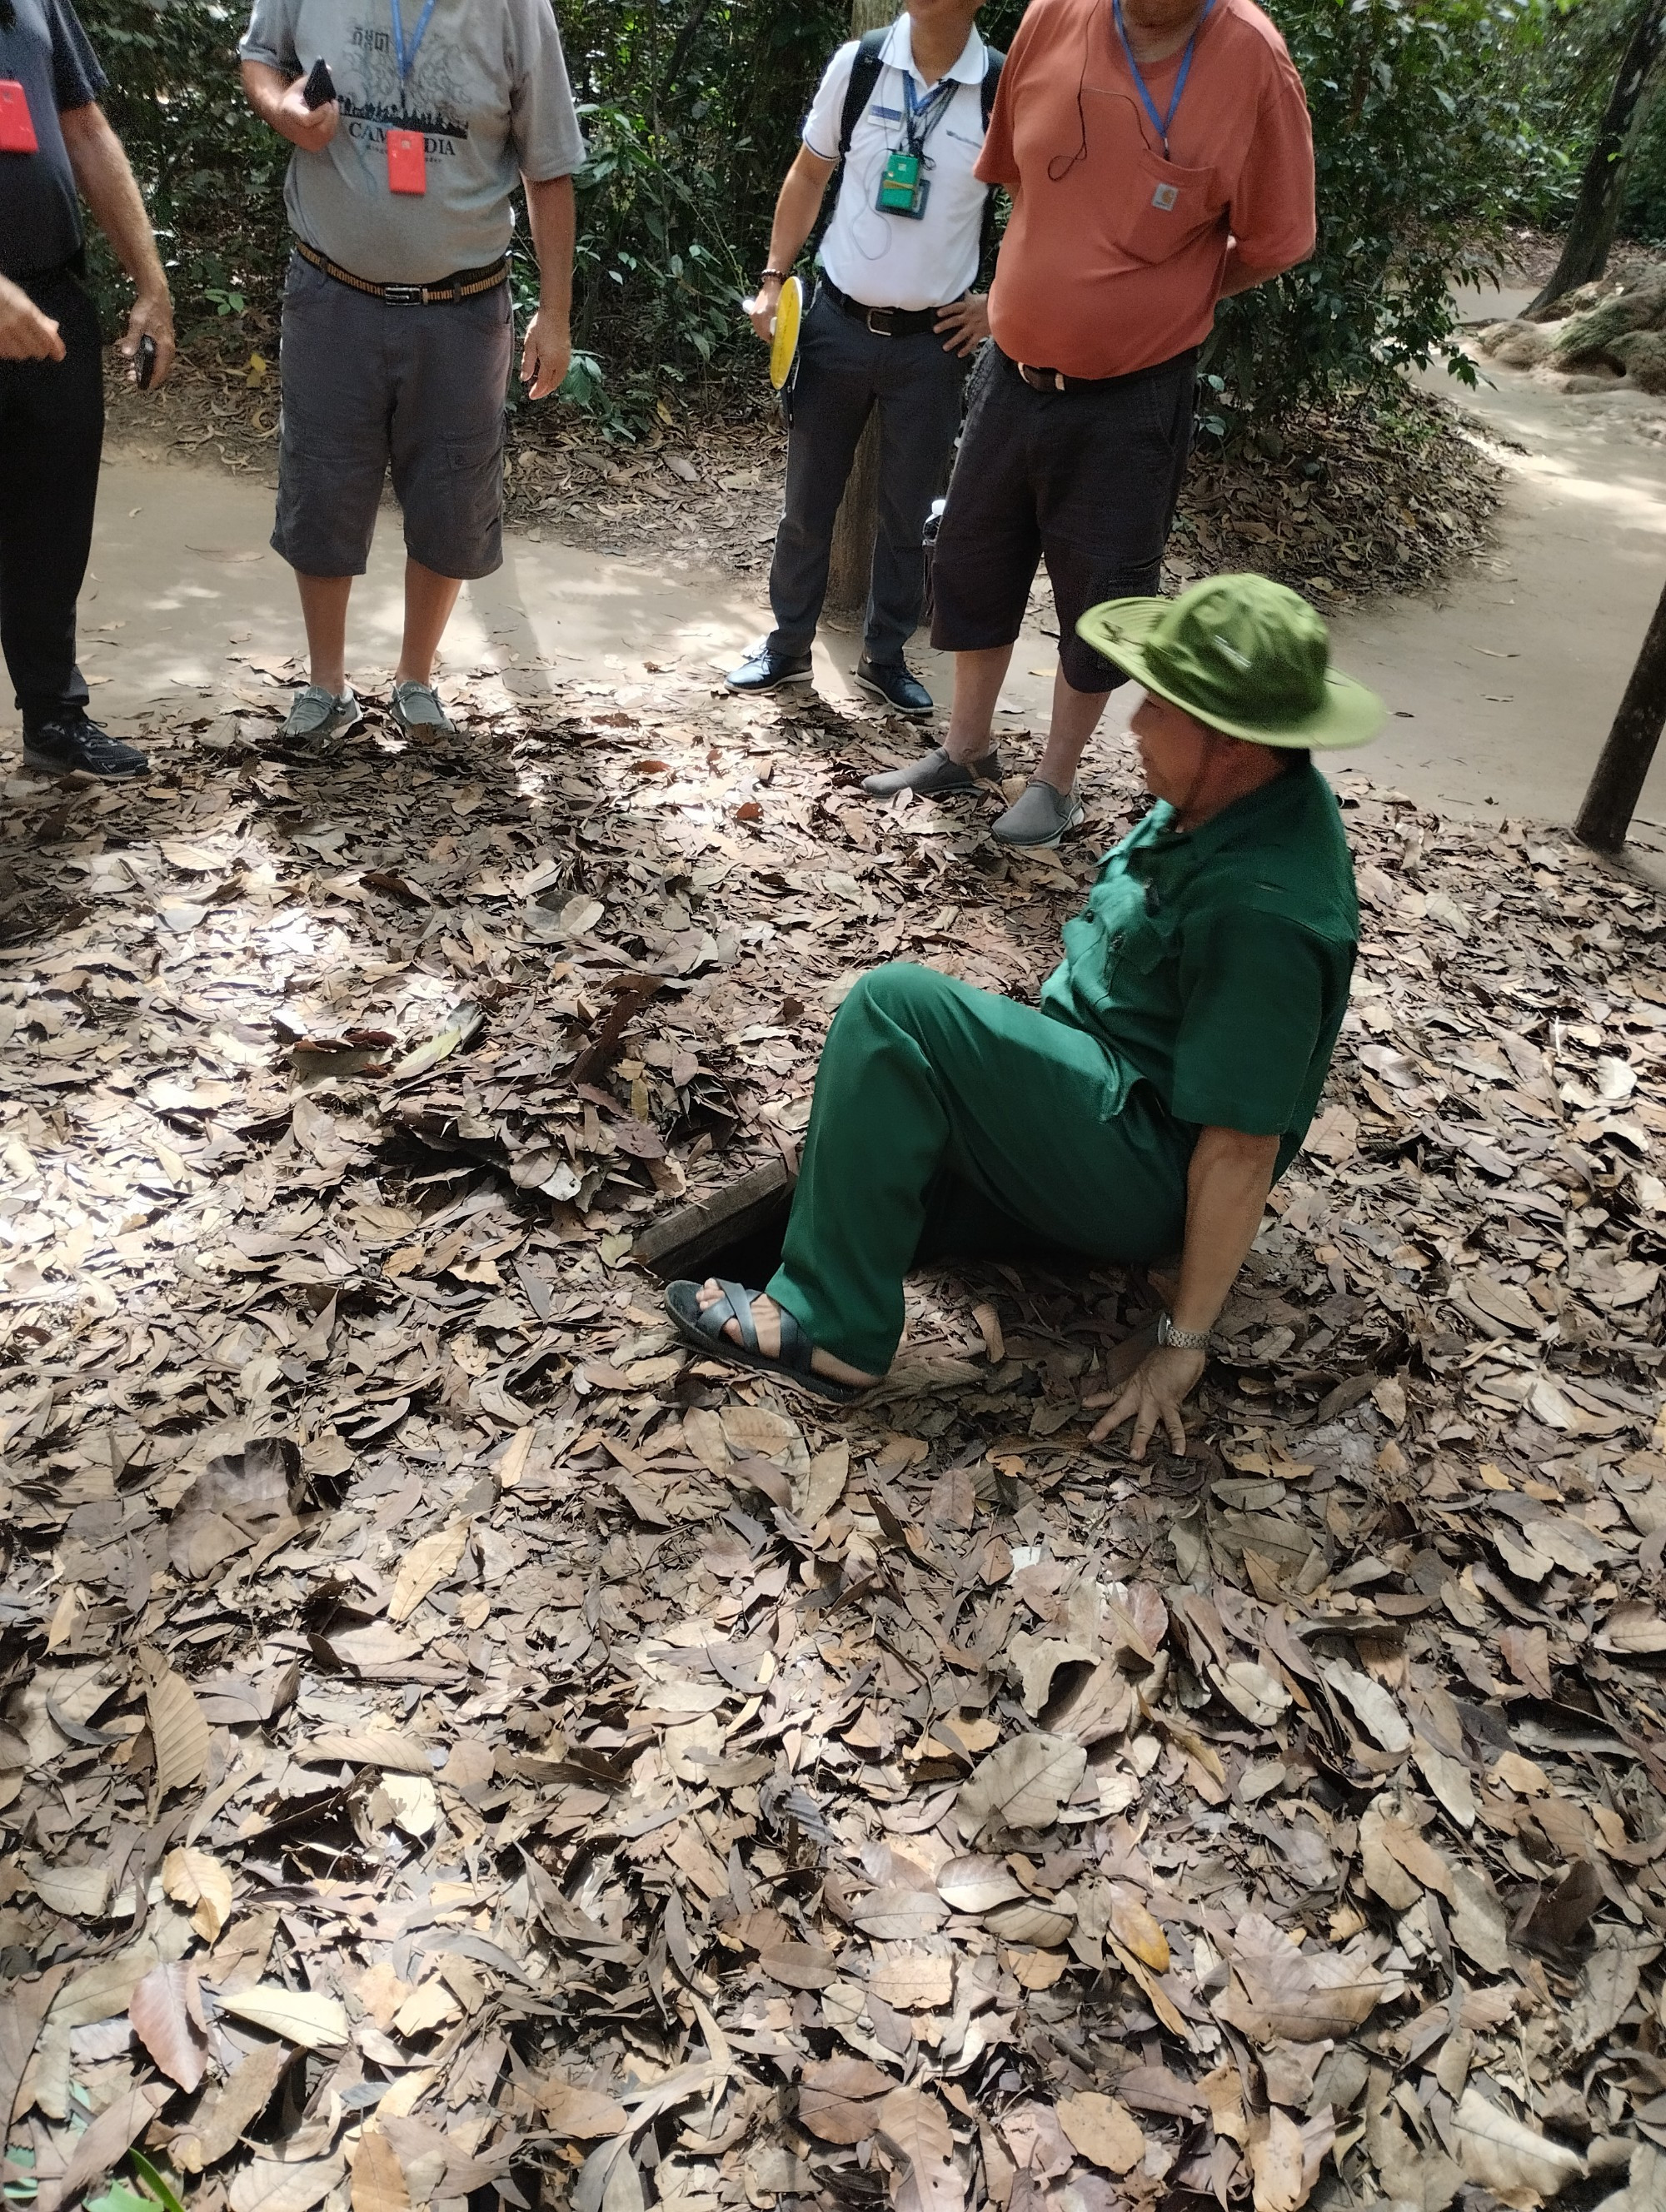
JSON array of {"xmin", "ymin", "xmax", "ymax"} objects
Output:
[{"xmin": 272, "ymin": 252, "xmax": 514, "ymax": 581}]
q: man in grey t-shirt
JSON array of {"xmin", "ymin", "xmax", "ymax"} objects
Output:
[{"xmin": 240, "ymin": 0, "xmax": 585, "ymax": 745}]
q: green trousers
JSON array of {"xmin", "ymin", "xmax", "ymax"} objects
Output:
[{"xmin": 766, "ymin": 963, "xmax": 1194, "ymax": 1373}]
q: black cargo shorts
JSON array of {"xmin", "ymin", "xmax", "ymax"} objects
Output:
[{"xmin": 930, "ymin": 342, "xmax": 1195, "ymax": 693}]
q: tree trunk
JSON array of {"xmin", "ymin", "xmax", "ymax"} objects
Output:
[
  {"xmin": 825, "ymin": 0, "xmax": 895, "ymax": 617},
  {"xmin": 1528, "ymin": 0, "xmax": 1666, "ymax": 318},
  {"xmin": 1574, "ymin": 570, "xmax": 1666, "ymax": 851}
]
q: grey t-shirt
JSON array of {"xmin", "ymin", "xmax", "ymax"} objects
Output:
[{"xmin": 240, "ymin": 0, "xmax": 585, "ymax": 284}]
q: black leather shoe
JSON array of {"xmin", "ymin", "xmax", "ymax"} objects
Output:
[
  {"xmin": 855, "ymin": 657, "xmax": 935, "ymax": 718},
  {"xmin": 862, "ymin": 744, "xmax": 1000, "ymax": 797},
  {"xmin": 22, "ymin": 713, "xmax": 148, "ymax": 780},
  {"xmin": 725, "ymin": 645, "xmax": 814, "ymax": 695}
]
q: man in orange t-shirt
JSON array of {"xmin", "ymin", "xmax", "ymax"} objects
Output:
[{"xmin": 864, "ymin": 0, "xmax": 1314, "ymax": 848}]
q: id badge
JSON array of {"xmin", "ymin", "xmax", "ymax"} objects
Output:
[
  {"xmin": 876, "ymin": 149, "xmax": 923, "ymax": 215},
  {"xmin": 0, "ymin": 82, "xmax": 39, "ymax": 155},
  {"xmin": 387, "ymin": 128, "xmax": 426, "ymax": 195}
]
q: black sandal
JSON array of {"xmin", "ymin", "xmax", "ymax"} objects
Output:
[{"xmin": 664, "ymin": 1278, "xmax": 866, "ymax": 1406}]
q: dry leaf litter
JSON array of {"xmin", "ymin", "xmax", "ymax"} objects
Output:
[{"xmin": 2, "ymin": 655, "xmax": 1664, "ymax": 2212}]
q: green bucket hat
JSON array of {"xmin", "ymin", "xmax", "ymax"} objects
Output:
[{"xmin": 1075, "ymin": 572, "xmax": 1384, "ymax": 750}]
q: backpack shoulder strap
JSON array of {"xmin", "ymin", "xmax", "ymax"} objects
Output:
[
  {"xmin": 980, "ymin": 47, "xmax": 1005, "ymax": 130},
  {"xmin": 837, "ymin": 27, "xmax": 890, "ymax": 160}
]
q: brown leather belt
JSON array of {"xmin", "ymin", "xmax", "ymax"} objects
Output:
[
  {"xmin": 820, "ymin": 275, "xmax": 955, "ymax": 338},
  {"xmin": 296, "ymin": 239, "xmax": 509, "ymax": 305}
]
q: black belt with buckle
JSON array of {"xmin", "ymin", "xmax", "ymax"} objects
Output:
[
  {"xmin": 296, "ymin": 239, "xmax": 510, "ymax": 304},
  {"xmin": 820, "ymin": 276, "xmax": 955, "ymax": 337},
  {"xmin": 1011, "ymin": 344, "xmax": 1199, "ymax": 395}
]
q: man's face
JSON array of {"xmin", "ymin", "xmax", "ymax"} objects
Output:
[
  {"xmin": 1120, "ymin": 0, "xmax": 1210, "ymax": 32},
  {"xmin": 1130, "ymin": 690, "xmax": 1216, "ymax": 804},
  {"xmin": 906, "ymin": 0, "xmax": 983, "ymax": 46}
]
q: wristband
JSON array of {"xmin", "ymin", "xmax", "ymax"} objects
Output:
[
  {"xmin": 760, "ymin": 268, "xmax": 789, "ymax": 283},
  {"xmin": 1157, "ymin": 1311, "xmax": 1210, "ymax": 1353}
]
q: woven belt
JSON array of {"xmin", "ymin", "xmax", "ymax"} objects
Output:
[
  {"xmin": 296, "ymin": 240, "xmax": 509, "ymax": 305},
  {"xmin": 820, "ymin": 276, "xmax": 955, "ymax": 338}
]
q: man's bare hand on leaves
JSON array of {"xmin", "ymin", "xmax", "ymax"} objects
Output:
[{"xmin": 1085, "ymin": 1342, "xmax": 1208, "ymax": 1458}]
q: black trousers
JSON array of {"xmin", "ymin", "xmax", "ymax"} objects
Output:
[
  {"xmin": 0, "ymin": 267, "xmax": 103, "ymax": 729},
  {"xmin": 766, "ymin": 286, "xmax": 969, "ymax": 666}
]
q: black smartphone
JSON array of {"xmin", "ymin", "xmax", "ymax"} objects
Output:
[
  {"xmin": 302, "ymin": 56, "xmax": 337, "ymax": 108},
  {"xmin": 137, "ymin": 334, "xmax": 157, "ymax": 391}
]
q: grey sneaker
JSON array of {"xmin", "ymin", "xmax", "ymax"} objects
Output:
[
  {"xmin": 390, "ymin": 680, "xmax": 457, "ymax": 738},
  {"xmin": 283, "ymin": 685, "xmax": 363, "ymax": 744},
  {"xmin": 862, "ymin": 744, "xmax": 1000, "ymax": 798},
  {"xmin": 992, "ymin": 779, "xmax": 1085, "ymax": 849}
]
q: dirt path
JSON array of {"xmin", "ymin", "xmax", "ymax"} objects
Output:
[
  {"xmin": 1327, "ymin": 282, "xmax": 1666, "ymax": 844},
  {"xmin": 19, "ymin": 305, "xmax": 1666, "ymax": 855}
]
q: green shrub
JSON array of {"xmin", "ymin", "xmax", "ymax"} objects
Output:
[
  {"xmin": 81, "ymin": 1, "xmax": 289, "ymax": 332},
  {"xmin": 1206, "ymin": 0, "xmax": 1557, "ymax": 433},
  {"xmin": 77, "ymin": 0, "xmax": 1559, "ymax": 438}
]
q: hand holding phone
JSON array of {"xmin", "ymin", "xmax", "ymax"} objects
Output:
[
  {"xmin": 137, "ymin": 333, "xmax": 157, "ymax": 391},
  {"xmin": 302, "ymin": 57, "xmax": 337, "ymax": 109}
]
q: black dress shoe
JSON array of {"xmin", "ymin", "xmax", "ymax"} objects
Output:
[
  {"xmin": 855, "ymin": 657, "xmax": 935, "ymax": 718},
  {"xmin": 862, "ymin": 744, "xmax": 1000, "ymax": 797},
  {"xmin": 725, "ymin": 644, "xmax": 814, "ymax": 695},
  {"xmin": 22, "ymin": 712, "xmax": 148, "ymax": 780}
]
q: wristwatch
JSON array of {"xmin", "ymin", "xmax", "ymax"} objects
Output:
[{"xmin": 1157, "ymin": 1311, "xmax": 1211, "ymax": 1353}]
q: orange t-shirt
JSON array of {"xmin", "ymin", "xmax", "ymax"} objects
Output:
[{"xmin": 976, "ymin": 0, "xmax": 1315, "ymax": 379}]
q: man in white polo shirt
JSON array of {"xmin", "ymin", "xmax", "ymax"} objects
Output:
[{"xmin": 726, "ymin": 0, "xmax": 1001, "ymax": 719}]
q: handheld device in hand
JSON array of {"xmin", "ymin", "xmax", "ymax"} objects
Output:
[
  {"xmin": 137, "ymin": 335, "xmax": 157, "ymax": 391},
  {"xmin": 302, "ymin": 56, "xmax": 337, "ymax": 109}
]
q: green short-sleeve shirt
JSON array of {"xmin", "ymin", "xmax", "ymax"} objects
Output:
[{"xmin": 1040, "ymin": 764, "xmax": 1359, "ymax": 1174}]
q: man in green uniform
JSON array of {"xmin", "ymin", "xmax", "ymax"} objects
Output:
[{"xmin": 666, "ymin": 574, "xmax": 1382, "ymax": 1455}]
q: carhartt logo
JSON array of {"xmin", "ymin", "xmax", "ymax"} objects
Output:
[
  {"xmin": 1212, "ymin": 633, "xmax": 1252, "ymax": 670},
  {"xmin": 1151, "ymin": 182, "xmax": 1180, "ymax": 211}
]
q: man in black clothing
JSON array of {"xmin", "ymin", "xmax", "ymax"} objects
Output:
[
  {"xmin": 726, "ymin": 0, "xmax": 998, "ymax": 720},
  {"xmin": 0, "ymin": 0, "xmax": 174, "ymax": 780}
]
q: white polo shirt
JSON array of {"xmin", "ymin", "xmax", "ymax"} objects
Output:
[{"xmin": 802, "ymin": 15, "xmax": 992, "ymax": 312}]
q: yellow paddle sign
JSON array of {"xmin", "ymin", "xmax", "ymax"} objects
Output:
[{"xmin": 769, "ymin": 275, "xmax": 803, "ymax": 391}]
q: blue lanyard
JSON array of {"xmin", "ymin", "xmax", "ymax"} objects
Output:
[
  {"xmin": 900, "ymin": 70, "xmax": 956, "ymax": 157},
  {"xmin": 390, "ymin": 0, "xmax": 439, "ymax": 86},
  {"xmin": 1112, "ymin": 0, "xmax": 1215, "ymax": 157}
]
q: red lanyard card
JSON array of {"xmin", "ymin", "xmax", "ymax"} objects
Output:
[
  {"xmin": 387, "ymin": 129, "xmax": 426, "ymax": 194},
  {"xmin": 0, "ymin": 82, "xmax": 40, "ymax": 154}
]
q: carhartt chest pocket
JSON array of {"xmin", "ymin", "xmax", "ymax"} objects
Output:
[
  {"xmin": 1080, "ymin": 92, "xmax": 1225, "ymax": 264},
  {"xmin": 1121, "ymin": 151, "xmax": 1220, "ymax": 262}
]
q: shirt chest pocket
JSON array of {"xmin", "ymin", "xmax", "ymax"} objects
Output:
[
  {"xmin": 1101, "ymin": 909, "xmax": 1179, "ymax": 996},
  {"xmin": 1082, "ymin": 91, "xmax": 1224, "ymax": 265}
]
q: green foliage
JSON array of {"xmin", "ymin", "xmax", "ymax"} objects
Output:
[
  {"xmin": 1511, "ymin": 0, "xmax": 1666, "ymax": 244},
  {"xmin": 77, "ymin": 0, "xmax": 1563, "ymax": 436},
  {"xmin": 81, "ymin": 0, "xmax": 290, "ymax": 337},
  {"xmin": 1206, "ymin": 0, "xmax": 1556, "ymax": 432},
  {"xmin": 1623, "ymin": 74, "xmax": 1666, "ymax": 237}
]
